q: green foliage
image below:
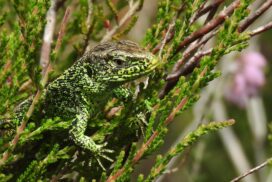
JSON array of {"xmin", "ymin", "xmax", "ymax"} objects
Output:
[
  {"xmin": 144, "ymin": 120, "xmax": 235, "ymax": 181},
  {"xmin": 17, "ymin": 145, "xmax": 72, "ymax": 182},
  {"xmin": 18, "ymin": 117, "xmax": 70, "ymax": 146},
  {"xmin": 13, "ymin": 0, "xmax": 50, "ymax": 84},
  {"xmin": 0, "ymin": 0, "xmax": 49, "ymax": 116},
  {"xmin": 0, "ymin": 0, "xmax": 266, "ymax": 181}
]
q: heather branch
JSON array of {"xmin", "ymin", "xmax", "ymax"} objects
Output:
[
  {"xmin": 106, "ymin": 0, "xmax": 119, "ymax": 24},
  {"xmin": 192, "ymin": 0, "xmax": 225, "ymax": 23},
  {"xmin": 158, "ymin": 22, "xmax": 175, "ymax": 59},
  {"xmin": 174, "ymin": 0, "xmax": 240, "ymax": 54},
  {"xmin": 40, "ymin": 0, "xmax": 57, "ymax": 75},
  {"xmin": 249, "ymin": 21, "xmax": 272, "ymax": 36},
  {"xmin": 179, "ymin": 0, "xmax": 272, "ymax": 72},
  {"xmin": 238, "ymin": 0, "xmax": 272, "ymax": 32},
  {"xmin": 190, "ymin": 0, "xmax": 225, "ymax": 25},
  {"xmin": 54, "ymin": 7, "xmax": 70, "ymax": 54},
  {"xmin": 159, "ymin": 21, "xmax": 217, "ymax": 98},
  {"xmin": 106, "ymin": 97, "xmax": 189, "ymax": 182},
  {"xmin": 172, "ymin": 29, "xmax": 218, "ymax": 75},
  {"xmin": 152, "ymin": 3, "xmax": 186, "ymax": 54},
  {"xmin": 101, "ymin": 0, "xmax": 142, "ymax": 43},
  {"xmin": 185, "ymin": 0, "xmax": 221, "ymax": 62},
  {"xmin": 83, "ymin": 0, "xmax": 94, "ymax": 53},
  {"xmin": 189, "ymin": 1, "xmax": 208, "ymax": 25},
  {"xmin": 230, "ymin": 158, "xmax": 272, "ymax": 182},
  {"xmin": 42, "ymin": 7, "xmax": 71, "ymax": 86},
  {"xmin": 167, "ymin": 48, "xmax": 213, "ymax": 81},
  {"xmin": 146, "ymin": 119, "xmax": 235, "ymax": 181},
  {"xmin": 164, "ymin": 19, "xmax": 272, "ymax": 91},
  {"xmin": 152, "ymin": 0, "xmax": 219, "ymax": 55},
  {"xmin": 0, "ymin": 60, "xmax": 11, "ymax": 87},
  {"xmin": 160, "ymin": 19, "xmax": 272, "ymax": 98},
  {"xmin": 0, "ymin": 5, "xmax": 70, "ymax": 166},
  {"xmin": 19, "ymin": 2, "xmax": 68, "ymax": 92},
  {"xmin": 159, "ymin": 49, "xmax": 212, "ymax": 98},
  {"xmin": 86, "ymin": 0, "xmax": 93, "ymax": 29},
  {"xmin": 160, "ymin": 0, "xmax": 272, "ymax": 98},
  {"xmin": 0, "ymin": 90, "xmax": 43, "ymax": 166}
]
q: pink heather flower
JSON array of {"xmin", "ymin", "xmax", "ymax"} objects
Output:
[
  {"xmin": 243, "ymin": 66, "xmax": 265, "ymax": 89},
  {"xmin": 240, "ymin": 52, "xmax": 267, "ymax": 68},
  {"xmin": 225, "ymin": 51, "xmax": 267, "ymax": 107}
]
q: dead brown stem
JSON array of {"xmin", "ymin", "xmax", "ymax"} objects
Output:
[
  {"xmin": 174, "ymin": 0, "xmax": 240, "ymax": 54},
  {"xmin": 238, "ymin": 0, "xmax": 272, "ymax": 32}
]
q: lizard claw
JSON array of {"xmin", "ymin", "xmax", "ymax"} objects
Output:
[
  {"xmin": 97, "ymin": 142, "xmax": 114, "ymax": 154},
  {"xmin": 95, "ymin": 143, "xmax": 114, "ymax": 161}
]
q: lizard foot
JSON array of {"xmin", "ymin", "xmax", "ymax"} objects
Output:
[
  {"xmin": 129, "ymin": 112, "xmax": 148, "ymax": 138},
  {"xmin": 89, "ymin": 142, "xmax": 114, "ymax": 170}
]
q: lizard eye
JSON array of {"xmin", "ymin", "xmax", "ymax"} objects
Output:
[{"xmin": 113, "ymin": 58, "xmax": 124, "ymax": 66}]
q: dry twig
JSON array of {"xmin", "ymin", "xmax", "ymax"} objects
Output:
[
  {"xmin": 174, "ymin": 0, "xmax": 240, "ymax": 54},
  {"xmin": 249, "ymin": 21, "xmax": 272, "ymax": 36},
  {"xmin": 101, "ymin": 0, "xmax": 142, "ymax": 43},
  {"xmin": 152, "ymin": 3, "xmax": 186, "ymax": 54},
  {"xmin": 40, "ymin": 0, "xmax": 58, "ymax": 75},
  {"xmin": 193, "ymin": 0, "xmax": 225, "ymax": 23},
  {"xmin": 231, "ymin": 158, "xmax": 272, "ymax": 182},
  {"xmin": 238, "ymin": 0, "xmax": 272, "ymax": 32},
  {"xmin": 83, "ymin": 0, "xmax": 94, "ymax": 54}
]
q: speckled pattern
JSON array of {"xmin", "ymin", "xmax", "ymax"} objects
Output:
[{"xmin": 43, "ymin": 40, "xmax": 158, "ymax": 160}]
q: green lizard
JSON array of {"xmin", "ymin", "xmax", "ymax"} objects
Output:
[{"xmin": 1, "ymin": 40, "xmax": 158, "ymax": 167}]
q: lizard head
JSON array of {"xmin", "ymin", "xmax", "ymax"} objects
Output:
[{"xmin": 85, "ymin": 40, "xmax": 158, "ymax": 83}]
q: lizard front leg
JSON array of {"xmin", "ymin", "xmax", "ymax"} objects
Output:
[
  {"xmin": 69, "ymin": 107, "xmax": 113, "ymax": 169},
  {"xmin": 112, "ymin": 86, "xmax": 133, "ymax": 101},
  {"xmin": 113, "ymin": 87, "xmax": 150, "ymax": 136}
]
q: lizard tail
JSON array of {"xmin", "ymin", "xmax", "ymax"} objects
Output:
[{"xmin": 0, "ymin": 119, "xmax": 16, "ymax": 139}]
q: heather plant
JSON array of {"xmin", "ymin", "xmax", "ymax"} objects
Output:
[{"xmin": 0, "ymin": 0, "xmax": 272, "ymax": 181}]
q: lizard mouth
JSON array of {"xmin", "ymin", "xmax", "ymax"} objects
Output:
[{"xmin": 110, "ymin": 57, "xmax": 159, "ymax": 82}]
